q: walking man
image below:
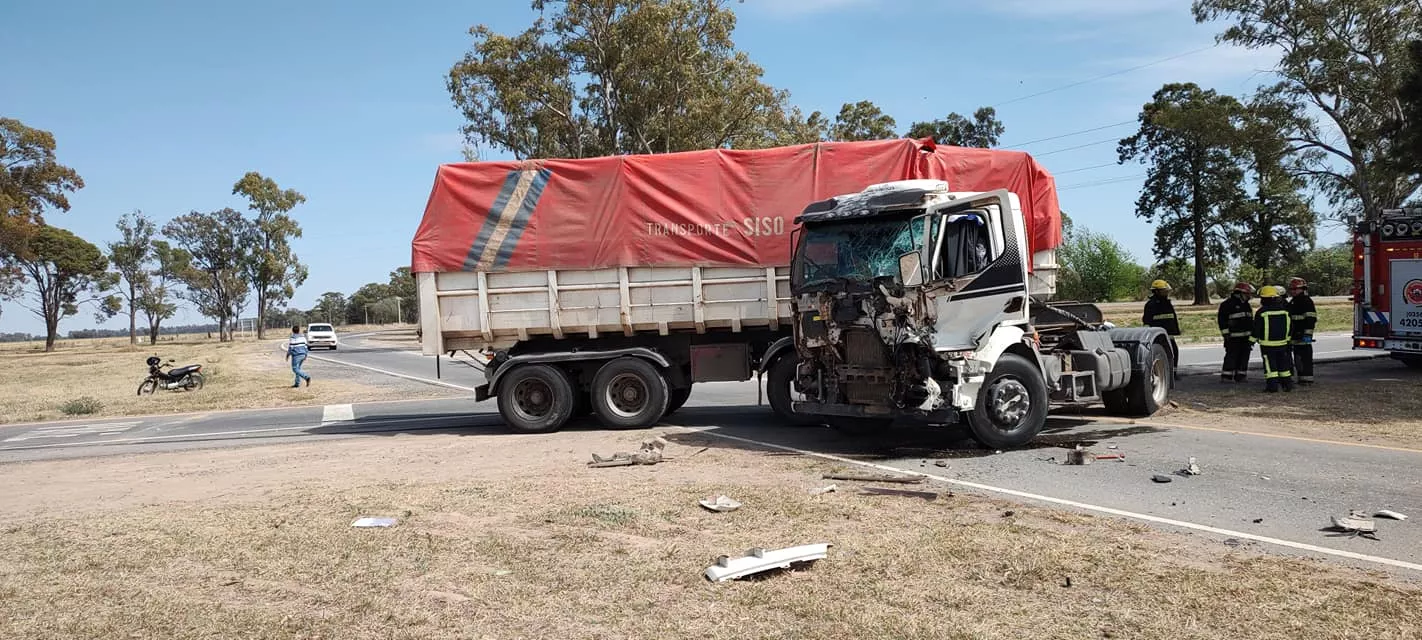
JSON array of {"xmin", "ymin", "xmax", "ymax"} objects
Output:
[
  {"xmin": 286, "ymin": 324, "xmax": 312, "ymax": 388},
  {"xmin": 1287, "ymin": 276, "xmax": 1317, "ymax": 385},
  {"xmin": 1216, "ymin": 282, "xmax": 1255, "ymax": 382},
  {"xmin": 1143, "ymin": 279, "xmax": 1181, "ymax": 380},
  {"xmin": 1251, "ymin": 286, "xmax": 1294, "ymax": 393}
]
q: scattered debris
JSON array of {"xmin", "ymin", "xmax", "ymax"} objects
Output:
[
  {"xmin": 1329, "ymin": 511, "xmax": 1380, "ymax": 540},
  {"xmin": 822, "ymin": 472, "xmax": 924, "ymax": 484},
  {"xmin": 689, "ymin": 447, "xmax": 709, "ymax": 457},
  {"xmin": 1002, "ymin": 510, "xmax": 1015, "ymax": 517},
  {"xmin": 588, "ymin": 437, "xmax": 667, "ymax": 468},
  {"xmin": 860, "ymin": 487, "xmax": 939, "ymax": 501},
  {"xmin": 351, "ymin": 516, "xmax": 399, "ymax": 528},
  {"xmin": 809, "ymin": 484, "xmax": 838, "ymax": 495},
  {"xmin": 1223, "ymin": 538, "xmax": 1242, "ymax": 548},
  {"xmin": 1061, "ymin": 576, "xmax": 1073, "ymax": 588},
  {"xmin": 699, "ymin": 495, "xmax": 742, "ymax": 513},
  {"xmin": 704, "ymin": 543, "xmax": 831, "ymax": 582},
  {"xmin": 1152, "ymin": 475, "xmax": 1173, "ymax": 483},
  {"xmin": 1107, "ymin": 444, "xmax": 1119, "ymax": 450},
  {"xmin": 934, "ymin": 459, "xmax": 949, "ymax": 468},
  {"xmin": 1252, "ymin": 518, "xmax": 1263, "ymax": 524},
  {"xmin": 1064, "ymin": 446, "xmax": 1094, "ymax": 465},
  {"xmin": 1376, "ymin": 510, "xmax": 1408, "ymax": 521},
  {"xmin": 1184, "ymin": 457, "xmax": 1201, "ymax": 476},
  {"xmin": 1094, "ymin": 453, "xmax": 1125, "ymax": 461},
  {"xmin": 492, "ymin": 570, "xmax": 513, "ymax": 576},
  {"xmin": 1259, "ymin": 475, "xmax": 1271, "ymax": 481}
]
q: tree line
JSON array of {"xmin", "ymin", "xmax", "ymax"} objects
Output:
[
  {"xmin": 266, "ymin": 267, "xmax": 417, "ymax": 330},
  {"xmin": 450, "ymin": 0, "xmax": 1422, "ymax": 304},
  {"xmin": 1, "ymin": 116, "xmax": 308, "ymax": 350}
]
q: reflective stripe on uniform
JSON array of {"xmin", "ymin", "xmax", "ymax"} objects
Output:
[
  {"xmin": 1152, "ymin": 314, "xmax": 1176, "ymax": 320},
  {"xmin": 1229, "ymin": 312, "xmax": 1250, "ymax": 319}
]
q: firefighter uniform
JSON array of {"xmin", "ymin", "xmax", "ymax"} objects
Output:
[
  {"xmin": 1216, "ymin": 283, "xmax": 1254, "ymax": 382},
  {"xmin": 1287, "ymin": 277, "xmax": 1317, "ymax": 384},
  {"xmin": 1144, "ymin": 280, "xmax": 1181, "ymax": 379},
  {"xmin": 1252, "ymin": 286, "xmax": 1295, "ymax": 393}
]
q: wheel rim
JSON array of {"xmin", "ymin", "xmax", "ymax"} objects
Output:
[
  {"xmin": 985, "ymin": 376, "xmax": 1031, "ymax": 431},
  {"xmin": 1150, "ymin": 354, "xmax": 1169, "ymax": 405},
  {"xmin": 604, "ymin": 372, "xmax": 649, "ymax": 418},
  {"xmin": 511, "ymin": 377, "xmax": 555, "ymax": 421}
]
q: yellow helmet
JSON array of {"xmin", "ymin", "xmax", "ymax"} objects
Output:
[
  {"xmin": 1258, "ymin": 285, "xmax": 1280, "ymax": 298},
  {"xmin": 1150, "ymin": 279, "xmax": 1172, "ymax": 291}
]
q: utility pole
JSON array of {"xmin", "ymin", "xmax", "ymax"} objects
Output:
[
  {"xmin": 396, "ymin": 298, "xmax": 402, "ymax": 325},
  {"xmin": 365, "ymin": 305, "xmax": 370, "ymax": 325}
]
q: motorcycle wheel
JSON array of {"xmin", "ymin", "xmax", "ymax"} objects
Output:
[
  {"xmin": 137, "ymin": 379, "xmax": 158, "ymax": 395},
  {"xmin": 185, "ymin": 373, "xmax": 205, "ymax": 391}
]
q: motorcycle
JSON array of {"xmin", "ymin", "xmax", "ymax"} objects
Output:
[{"xmin": 137, "ymin": 356, "xmax": 205, "ymax": 395}]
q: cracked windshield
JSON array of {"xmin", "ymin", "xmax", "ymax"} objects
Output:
[{"xmin": 798, "ymin": 215, "xmax": 926, "ymax": 286}]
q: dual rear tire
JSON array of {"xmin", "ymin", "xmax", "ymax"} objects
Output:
[{"xmin": 496, "ymin": 357, "xmax": 672, "ymax": 434}]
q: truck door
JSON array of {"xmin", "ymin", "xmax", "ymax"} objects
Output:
[
  {"xmin": 924, "ymin": 190, "xmax": 1031, "ymax": 352},
  {"xmin": 1391, "ymin": 259, "xmax": 1422, "ymax": 338}
]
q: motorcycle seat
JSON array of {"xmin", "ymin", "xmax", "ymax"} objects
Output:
[{"xmin": 168, "ymin": 365, "xmax": 200, "ymax": 377}]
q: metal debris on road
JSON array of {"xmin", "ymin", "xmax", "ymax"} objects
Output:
[
  {"xmin": 351, "ymin": 516, "xmax": 399, "ymax": 528},
  {"xmin": 1152, "ymin": 475, "xmax": 1174, "ymax": 483},
  {"xmin": 1064, "ymin": 446, "xmax": 1094, "ymax": 465},
  {"xmin": 699, "ymin": 495, "xmax": 742, "ymax": 513},
  {"xmin": 859, "ymin": 486, "xmax": 940, "ymax": 501},
  {"xmin": 822, "ymin": 472, "xmax": 924, "ymax": 484},
  {"xmin": 1329, "ymin": 511, "xmax": 1380, "ymax": 539},
  {"xmin": 704, "ymin": 543, "xmax": 831, "ymax": 582},
  {"xmin": 1375, "ymin": 510, "xmax": 1408, "ymax": 521},
  {"xmin": 934, "ymin": 459, "xmax": 949, "ymax": 468},
  {"xmin": 1095, "ymin": 453, "xmax": 1125, "ymax": 461},
  {"xmin": 588, "ymin": 437, "xmax": 667, "ymax": 468},
  {"xmin": 1223, "ymin": 538, "xmax": 1242, "ymax": 548},
  {"xmin": 1184, "ymin": 457, "xmax": 1201, "ymax": 476},
  {"xmin": 809, "ymin": 484, "xmax": 838, "ymax": 495},
  {"xmin": 1252, "ymin": 518, "xmax": 1263, "ymax": 524}
]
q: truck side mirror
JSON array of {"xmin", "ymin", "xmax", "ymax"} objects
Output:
[{"xmin": 898, "ymin": 251, "xmax": 924, "ymax": 287}]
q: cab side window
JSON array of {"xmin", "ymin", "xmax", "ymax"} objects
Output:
[{"xmin": 933, "ymin": 213, "xmax": 991, "ymax": 280}]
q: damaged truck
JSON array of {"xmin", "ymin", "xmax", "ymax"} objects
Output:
[{"xmin": 410, "ymin": 138, "xmax": 1172, "ymax": 447}]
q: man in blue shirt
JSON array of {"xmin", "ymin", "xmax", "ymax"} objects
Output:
[{"xmin": 285, "ymin": 325, "xmax": 312, "ymax": 388}]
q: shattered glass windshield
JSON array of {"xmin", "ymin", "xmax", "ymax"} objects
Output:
[{"xmin": 793, "ymin": 214, "xmax": 926, "ymax": 289}]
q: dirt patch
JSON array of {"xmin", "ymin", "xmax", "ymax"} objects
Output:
[
  {"xmin": 0, "ymin": 429, "xmax": 1418, "ymax": 639},
  {"xmin": 0, "ymin": 334, "xmax": 458, "ymax": 424},
  {"xmin": 1167, "ymin": 359, "xmax": 1422, "ymax": 449}
]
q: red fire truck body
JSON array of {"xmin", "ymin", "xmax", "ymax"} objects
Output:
[{"xmin": 1353, "ymin": 208, "xmax": 1422, "ymax": 367}]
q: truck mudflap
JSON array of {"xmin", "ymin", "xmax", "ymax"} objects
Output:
[{"xmin": 475, "ymin": 384, "xmax": 492, "ymax": 402}]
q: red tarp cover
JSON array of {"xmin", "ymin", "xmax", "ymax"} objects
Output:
[{"xmin": 411, "ymin": 138, "xmax": 1061, "ymax": 273}]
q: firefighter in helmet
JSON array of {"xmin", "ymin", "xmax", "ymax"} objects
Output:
[
  {"xmin": 1287, "ymin": 276, "xmax": 1317, "ymax": 384},
  {"xmin": 1144, "ymin": 279, "xmax": 1181, "ymax": 380},
  {"xmin": 1251, "ymin": 285, "xmax": 1295, "ymax": 392},
  {"xmin": 1216, "ymin": 282, "xmax": 1255, "ymax": 382}
]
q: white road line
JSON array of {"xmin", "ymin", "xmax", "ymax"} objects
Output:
[
  {"xmin": 681, "ymin": 427, "xmax": 1422, "ymax": 574},
  {"xmin": 3, "ymin": 421, "xmax": 142, "ymax": 443},
  {"xmin": 321, "ymin": 404, "xmax": 355, "ymax": 424},
  {"xmin": 306, "ymin": 355, "xmax": 479, "ymax": 392}
]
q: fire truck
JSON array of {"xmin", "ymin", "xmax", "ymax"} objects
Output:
[{"xmin": 1352, "ymin": 207, "xmax": 1422, "ymax": 368}]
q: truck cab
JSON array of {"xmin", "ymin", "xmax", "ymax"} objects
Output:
[{"xmin": 780, "ymin": 180, "xmax": 1173, "ymax": 448}]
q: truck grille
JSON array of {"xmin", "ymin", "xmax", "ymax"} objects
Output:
[{"xmin": 843, "ymin": 327, "xmax": 889, "ymax": 366}]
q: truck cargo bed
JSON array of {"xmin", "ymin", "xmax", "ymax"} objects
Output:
[{"xmin": 418, "ymin": 266, "xmax": 792, "ymax": 354}]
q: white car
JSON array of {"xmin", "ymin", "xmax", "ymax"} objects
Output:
[{"xmin": 306, "ymin": 323, "xmax": 339, "ymax": 350}]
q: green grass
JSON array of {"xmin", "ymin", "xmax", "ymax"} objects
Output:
[{"xmin": 1104, "ymin": 302, "xmax": 1352, "ymax": 343}]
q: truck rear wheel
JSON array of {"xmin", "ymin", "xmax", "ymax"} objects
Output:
[
  {"xmin": 663, "ymin": 386, "xmax": 692, "ymax": 417},
  {"xmin": 767, "ymin": 354, "xmax": 820, "ymax": 426},
  {"xmin": 965, "ymin": 353, "xmax": 1048, "ymax": 449},
  {"xmin": 497, "ymin": 364, "xmax": 576, "ymax": 434},
  {"xmin": 592, "ymin": 357, "xmax": 669, "ymax": 429},
  {"xmin": 1108, "ymin": 341, "xmax": 1170, "ymax": 417}
]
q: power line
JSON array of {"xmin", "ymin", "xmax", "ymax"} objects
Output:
[
  {"xmin": 1003, "ymin": 120, "xmax": 1135, "ymax": 148},
  {"xmin": 1058, "ymin": 174, "xmax": 1146, "ymax": 191},
  {"xmin": 991, "ymin": 43, "xmax": 1220, "ymax": 108},
  {"xmin": 1035, "ymin": 137, "xmax": 1120, "ymax": 157},
  {"xmin": 1053, "ymin": 162, "xmax": 1121, "ymax": 175}
]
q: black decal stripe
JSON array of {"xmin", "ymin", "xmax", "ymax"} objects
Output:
[{"xmin": 951, "ymin": 286, "xmax": 1026, "ymax": 301}]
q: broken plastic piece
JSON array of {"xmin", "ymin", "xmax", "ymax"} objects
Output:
[
  {"xmin": 704, "ymin": 543, "xmax": 831, "ymax": 582},
  {"xmin": 351, "ymin": 517, "xmax": 398, "ymax": 528},
  {"xmin": 1184, "ymin": 457, "xmax": 1201, "ymax": 476},
  {"xmin": 1064, "ymin": 447, "xmax": 1094, "ymax": 465},
  {"xmin": 1094, "ymin": 453, "xmax": 1125, "ymax": 461},
  {"xmin": 1375, "ymin": 510, "xmax": 1408, "ymax": 521},
  {"xmin": 809, "ymin": 484, "xmax": 838, "ymax": 495},
  {"xmin": 1330, "ymin": 511, "xmax": 1377, "ymax": 533},
  {"xmin": 1152, "ymin": 475, "xmax": 1173, "ymax": 483},
  {"xmin": 699, "ymin": 495, "xmax": 742, "ymax": 512}
]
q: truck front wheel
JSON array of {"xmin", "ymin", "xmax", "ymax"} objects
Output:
[
  {"xmin": 965, "ymin": 353, "xmax": 1048, "ymax": 449},
  {"xmin": 592, "ymin": 357, "xmax": 670, "ymax": 429},
  {"xmin": 497, "ymin": 364, "xmax": 576, "ymax": 434},
  {"xmin": 767, "ymin": 355, "xmax": 820, "ymax": 426}
]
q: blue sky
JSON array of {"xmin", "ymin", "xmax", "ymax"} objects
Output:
[{"xmin": 1, "ymin": 0, "xmax": 1329, "ymax": 335}]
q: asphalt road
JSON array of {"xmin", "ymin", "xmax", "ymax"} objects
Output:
[{"xmin": 1, "ymin": 330, "xmax": 1416, "ymax": 575}]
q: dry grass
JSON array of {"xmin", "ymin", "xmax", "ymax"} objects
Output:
[
  {"xmin": 0, "ymin": 429, "xmax": 1417, "ymax": 639},
  {"xmin": 0, "ymin": 334, "xmax": 451, "ymax": 424},
  {"xmin": 1103, "ymin": 300, "xmax": 1353, "ymax": 343},
  {"xmin": 1167, "ymin": 361, "xmax": 1422, "ymax": 448}
]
